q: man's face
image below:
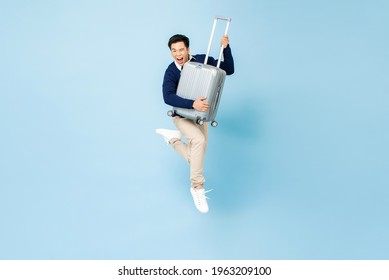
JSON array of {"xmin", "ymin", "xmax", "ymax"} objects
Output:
[{"xmin": 170, "ymin": 41, "xmax": 190, "ymax": 66}]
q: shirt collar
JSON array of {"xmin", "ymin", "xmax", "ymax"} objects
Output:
[{"xmin": 175, "ymin": 54, "xmax": 194, "ymax": 71}]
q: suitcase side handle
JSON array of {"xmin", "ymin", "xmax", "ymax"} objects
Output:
[{"xmin": 204, "ymin": 16, "xmax": 231, "ymax": 68}]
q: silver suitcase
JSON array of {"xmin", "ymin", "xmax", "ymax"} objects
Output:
[{"xmin": 168, "ymin": 16, "xmax": 231, "ymax": 127}]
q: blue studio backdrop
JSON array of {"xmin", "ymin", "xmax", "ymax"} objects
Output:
[{"xmin": 1, "ymin": 0, "xmax": 388, "ymax": 259}]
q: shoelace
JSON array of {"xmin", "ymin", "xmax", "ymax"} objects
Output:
[
  {"xmin": 204, "ymin": 189, "xmax": 213, "ymax": 199},
  {"xmin": 195, "ymin": 188, "xmax": 213, "ymax": 200}
]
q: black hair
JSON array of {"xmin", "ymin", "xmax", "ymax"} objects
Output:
[{"xmin": 168, "ymin": 34, "xmax": 190, "ymax": 49}]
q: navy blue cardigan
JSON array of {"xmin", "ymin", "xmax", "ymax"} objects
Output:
[{"xmin": 162, "ymin": 45, "xmax": 234, "ymax": 109}]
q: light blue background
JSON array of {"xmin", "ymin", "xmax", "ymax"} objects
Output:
[{"xmin": 1, "ymin": 0, "xmax": 388, "ymax": 259}]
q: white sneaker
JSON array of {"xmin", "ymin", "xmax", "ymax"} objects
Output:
[
  {"xmin": 155, "ymin": 129, "xmax": 182, "ymax": 144},
  {"xmin": 190, "ymin": 187, "xmax": 212, "ymax": 213}
]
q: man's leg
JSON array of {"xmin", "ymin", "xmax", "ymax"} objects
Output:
[{"xmin": 172, "ymin": 116, "xmax": 208, "ymax": 188}]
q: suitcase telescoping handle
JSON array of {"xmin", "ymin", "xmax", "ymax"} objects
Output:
[{"xmin": 204, "ymin": 16, "xmax": 231, "ymax": 68}]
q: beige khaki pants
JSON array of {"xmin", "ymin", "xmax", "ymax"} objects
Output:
[{"xmin": 171, "ymin": 116, "xmax": 208, "ymax": 188}]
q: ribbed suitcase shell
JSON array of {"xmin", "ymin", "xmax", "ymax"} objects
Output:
[{"xmin": 173, "ymin": 61, "xmax": 226, "ymax": 125}]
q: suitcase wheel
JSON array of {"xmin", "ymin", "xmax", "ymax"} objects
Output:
[
  {"xmin": 211, "ymin": 121, "xmax": 218, "ymax": 127},
  {"xmin": 196, "ymin": 118, "xmax": 204, "ymax": 126},
  {"xmin": 167, "ymin": 110, "xmax": 175, "ymax": 117}
]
